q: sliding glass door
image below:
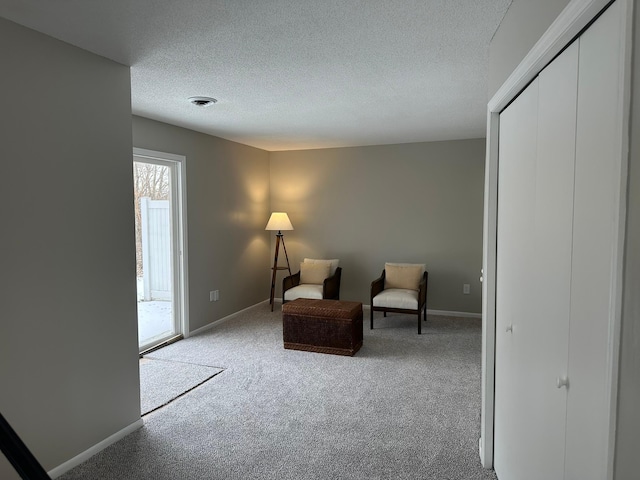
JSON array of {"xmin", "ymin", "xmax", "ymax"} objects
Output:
[{"xmin": 133, "ymin": 149, "xmax": 188, "ymax": 351}]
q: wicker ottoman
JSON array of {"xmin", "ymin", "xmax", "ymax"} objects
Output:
[{"xmin": 282, "ymin": 299, "xmax": 363, "ymax": 356}]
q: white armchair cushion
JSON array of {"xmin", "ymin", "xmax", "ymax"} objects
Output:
[
  {"xmin": 372, "ymin": 289, "xmax": 419, "ymax": 310},
  {"xmin": 304, "ymin": 258, "xmax": 339, "ymax": 276},
  {"xmin": 384, "ymin": 263, "xmax": 425, "ymax": 291},
  {"xmin": 283, "ymin": 284, "xmax": 324, "ymax": 301},
  {"xmin": 299, "ymin": 262, "xmax": 331, "ymax": 285}
]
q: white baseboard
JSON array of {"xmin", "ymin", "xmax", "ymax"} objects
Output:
[
  {"xmin": 363, "ymin": 304, "xmax": 481, "ymax": 319},
  {"xmin": 190, "ymin": 300, "xmax": 480, "ymax": 339},
  {"xmin": 189, "ymin": 299, "xmax": 270, "ymax": 336},
  {"xmin": 48, "ymin": 418, "xmax": 144, "ymax": 478},
  {"xmin": 426, "ymin": 308, "xmax": 481, "ymax": 319},
  {"xmin": 279, "ymin": 300, "xmax": 480, "ymax": 319}
]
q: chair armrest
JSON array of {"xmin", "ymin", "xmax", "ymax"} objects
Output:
[
  {"xmin": 283, "ymin": 271, "xmax": 301, "ymax": 294},
  {"xmin": 370, "ymin": 270, "xmax": 385, "ymax": 301},
  {"xmin": 323, "ymin": 267, "xmax": 342, "ymax": 300},
  {"xmin": 418, "ymin": 271, "xmax": 428, "ymax": 307}
]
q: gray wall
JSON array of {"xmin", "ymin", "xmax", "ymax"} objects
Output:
[
  {"xmin": 0, "ymin": 18, "xmax": 140, "ymax": 477},
  {"xmin": 270, "ymin": 139, "xmax": 485, "ymax": 313},
  {"xmin": 490, "ymin": 0, "xmax": 640, "ymax": 477},
  {"xmin": 132, "ymin": 117, "xmax": 271, "ymax": 332},
  {"xmin": 488, "ymin": 0, "xmax": 571, "ymax": 98}
]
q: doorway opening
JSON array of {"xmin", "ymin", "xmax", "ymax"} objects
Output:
[{"xmin": 133, "ymin": 148, "xmax": 188, "ymax": 353}]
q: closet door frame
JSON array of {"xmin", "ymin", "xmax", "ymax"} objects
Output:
[{"xmin": 480, "ymin": 0, "xmax": 633, "ymax": 474}]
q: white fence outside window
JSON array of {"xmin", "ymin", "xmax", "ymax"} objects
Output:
[{"xmin": 139, "ymin": 197, "xmax": 171, "ymax": 301}]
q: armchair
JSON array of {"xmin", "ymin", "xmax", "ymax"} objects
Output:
[
  {"xmin": 283, "ymin": 258, "xmax": 342, "ymax": 303},
  {"xmin": 370, "ymin": 262, "xmax": 428, "ymax": 334}
]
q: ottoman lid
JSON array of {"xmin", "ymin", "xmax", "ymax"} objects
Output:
[{"xmin": 282, "ymin": 298, "xmax": 362, "ymax": 319}]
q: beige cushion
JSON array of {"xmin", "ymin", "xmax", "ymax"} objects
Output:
[
  {"xmin": 373, "ymin": 289, "xmax": 419, "ymax": 309},
  {"xmin": 303, "ymin": 258, "xmax": 339, "ymax": 276},
  {"xmin": 284, "ymin": 284, "xmax": 323, "ymax": 301},
  {"xmin": 299, "ymin": 262, "xmax": 331, "ymax": 285},
  {"xmin": 384, "ymin": 262, "xmax": 425, "ymax": 291}
]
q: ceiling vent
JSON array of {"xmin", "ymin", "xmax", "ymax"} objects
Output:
[{"xmin": 188, "ymin": 96, "xmax": 217, "ymax": 107}]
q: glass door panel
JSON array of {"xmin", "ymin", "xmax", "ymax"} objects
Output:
[{"xmin": 133, "ymin": 160, "xmax": 176, "ymax": 350}]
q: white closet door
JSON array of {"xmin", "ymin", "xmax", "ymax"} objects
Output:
[
  {"xmin": 565, "ymin": 2, "xmax": 625, "ymax": 478},
  {"xmin": 494, "ymin": 77, "xmax": 539, "ymax": 480},
  {"xmin": 493, "ymin": 2, "xmax": 625, "ymax": 478},
  {"xmin": 495, "ymin": 40, "xmax": 580, "ymax": 480},
  {"xmin": 526, "ymin": 40, "xmax": 580, "ymax": 479}
]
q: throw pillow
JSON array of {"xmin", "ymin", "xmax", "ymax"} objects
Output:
[
  {"xmin": 384, "ymin": 263, "xmax": 424, "ymax": 291},
  {"xmin": 300, "ymin": 262, "xmax": 331, "ymax": 285},
  {"xmin": 303, "ymin": 258, "xmax": 339, "ymax": 276}
]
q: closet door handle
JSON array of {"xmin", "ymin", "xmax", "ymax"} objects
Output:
[
  {"xmin": 556, "ymin": 376, "xmax": 569, "ymax": 389},
  {"xmin": 506, "ymin": 325, "xmax": 513, "ymax": 333}
]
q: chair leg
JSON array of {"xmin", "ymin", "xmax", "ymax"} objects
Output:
[
  {"xmin": 418, "ymin": 311, "xmax": 422, "ymax": 335},
  {"xmin": 370, "ymin": 307, "xmax": 374, "ymax": 329}
]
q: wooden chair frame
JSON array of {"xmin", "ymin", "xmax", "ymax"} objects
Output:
[
  {"xmin": 282, "ymin": 267, "xmax": 342, "ymax": 304},
  {"xmin": 370, "ymin": 269, "xmax": 428, "ymax": 334}
]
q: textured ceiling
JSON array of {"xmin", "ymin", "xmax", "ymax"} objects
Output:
[{"xmin": 0, "ymin": 0, "xmax": 512, "ymax": 151}]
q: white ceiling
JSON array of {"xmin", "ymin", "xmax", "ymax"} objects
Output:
[{"xmin": 0, "ymin": 0, "xmax": 512, "ymax": 151}]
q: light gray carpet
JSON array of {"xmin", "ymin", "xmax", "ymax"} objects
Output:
[
  {"xmin": 60, "ymin": 303, "xmax": 497, "ymax": 480},
  {"xmin": 139, "ymin": 358, "xmax": 223, "ymax": 415}
]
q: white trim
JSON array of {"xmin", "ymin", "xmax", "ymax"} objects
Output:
[
  {"xmin": 191, "ymin": 298, "xmax": 482, "ymax": 335},
  {"xmin": 481, "ymin": 0, "xmax": 631, "ymax": 473},
  {"xmin": 133, "ymin": 148, "xmax": 190, "ymax": 344},
  {"xmin": 189, "ymin": 300, "xmax": 270, "ymax": 336},
  {"xmin": 133, "ymin": 147, "xmax": 185, "ymax": 163},
  {"xmin": 176, "ymin": 154, "xmax": 190, "ymax": 339},
  {"xmin": 605, "ymin": 1, "xmax": 633, "ymax": 477},
  {"xmin": 480, "ymin": 109, "xmax": 499, "ymax": 467},
  {"xmin": 48, "ymin": 419, "xmax": 144, "ymax": 478},
  {"xmin": 362, "ymin": 303, "xmax": 481, "ymax": 319},
  {"xmin": 425, "ymin": 309, "xmax": 481, "ymax": 319},
  {"xmin": 488, "ymin": 0, "xmax": 612, "ymax": 113}
]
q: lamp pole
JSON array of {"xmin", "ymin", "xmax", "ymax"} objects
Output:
[
  {"xmin": 265, "ymin": 212, "xmax": 294, "ymax": 311},
  {"xmin": 269, "ymin": 230, "xmax": 292, "ymax": 311}
]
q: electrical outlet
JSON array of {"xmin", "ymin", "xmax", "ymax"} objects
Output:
[
  {"xmin": 213, "ymin": 290, "xmax": 220, "ymax": 301},
  {"xmin": 463, "ymin": 284, "xmax": 471, "ymax": 295},
  {"xmin": 210, "ymin": 291, "xmax": 215, "ymax": 302}
]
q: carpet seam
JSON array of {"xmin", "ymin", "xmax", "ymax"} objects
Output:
[
  {"xmin": 143, "ymin": 356, "xmax": 228, "ymax": 370},
  {"xmin": 141, "ymin": 369, "xmax": 225, "ymax": 416}
]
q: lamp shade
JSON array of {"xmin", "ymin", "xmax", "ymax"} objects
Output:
[{"xmin": 265, "ymin": 212, "xmax": 294, "ymax": 231}]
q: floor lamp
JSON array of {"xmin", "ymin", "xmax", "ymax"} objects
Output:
[{"xmin": 266, "ymin": 212, "xmax": 293, "ymax": 311}]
